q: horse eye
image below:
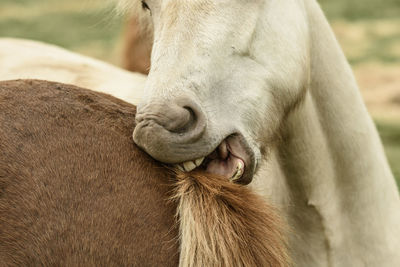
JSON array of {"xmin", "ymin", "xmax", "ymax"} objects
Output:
[{"xmin": 141, "ymin": 1, "xmax": 150, "ymax": 11}]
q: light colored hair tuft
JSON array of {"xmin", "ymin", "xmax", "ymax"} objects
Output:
[{"xmin": 174, "ymin": 171, "xmax": 290, "ymax": 267}]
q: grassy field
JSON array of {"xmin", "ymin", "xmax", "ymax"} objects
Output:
[
  {"xmin": 0, "ymin": 0, "xmax": 399, "ymax": 186},
  {"xmin": 376, "ymin": 121, "xmax": 400, "ymax": 183},
  {"xmin": 0, "ymin": 0, "xmax": 123, "ymax": 64}
]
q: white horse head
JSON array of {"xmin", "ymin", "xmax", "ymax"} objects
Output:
[
  {"xmin": 122, "ymin": 0, "xmax": 400, "ymax": 265},
  {"xmin": 130, "ymin": 0, "xmax": 309, "ymax": 184}
]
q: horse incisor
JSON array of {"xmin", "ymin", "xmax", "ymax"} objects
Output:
[{"xmin": 0, "ymin": 79, "xmax": 288, "ymax": 266}]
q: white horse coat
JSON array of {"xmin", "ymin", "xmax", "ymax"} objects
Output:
[
  {"xmin": 121, "ymin": 0, "xmax": 400, "ymax": 266},
  {"xmin": 0, "ymin": 38, "xmax": 145, "ymax": 105}
]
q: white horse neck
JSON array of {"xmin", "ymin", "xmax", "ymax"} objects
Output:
[{"xmin": 253, "ymin": 1, "xmax": 400, "ymax": 266}]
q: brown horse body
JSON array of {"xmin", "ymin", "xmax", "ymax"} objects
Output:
[
  {"xmin": 0, "ymin": 80, "xmax": 287, "ymax": 266},
  {"xmin": 0, "ymin": 80, "xmax": 178, "ymax": 266}
]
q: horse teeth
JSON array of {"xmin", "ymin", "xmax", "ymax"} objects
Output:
[
  {"xmin": 183, "ymin": 161, "xmax": 197, "ymax": 172},
  {"xmin": 195, "ymin": 157, "xmax": 205, "ymax": 167},
  {"xmin": 176, "ymin": 164, "xmax": 184, "ymax": 172},
  {"xmin": 230, "ymin": 161, "xmax": 244, "ymax": 182}
]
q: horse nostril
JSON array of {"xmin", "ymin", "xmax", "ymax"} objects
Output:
[
  {"xmin": 133, "ymin": 97, "xmax": 207, "ymax": 163},
  {"xmin": 175, "ymin": 106, "xmax": 197, "ymax": 133},
  {"xmin": 133, "ymin": 97, "xmax": 207, "ymax": 153},
  {"xmin": 149, "ymin": 103, "xmax": 197, "ymax": 133}
]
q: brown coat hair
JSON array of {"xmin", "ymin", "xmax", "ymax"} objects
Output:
[
  {"xmin": 0, "ymin": 80, "xmax": 288, "ymax": 266},
  {"xmin": 0, "ymin": 80, "xmax": 179, "ymax": 266}
]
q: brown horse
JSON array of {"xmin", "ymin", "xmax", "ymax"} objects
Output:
[{"xmin": 0, "ymin": 79, "xmax": 288, "ymax": 266}]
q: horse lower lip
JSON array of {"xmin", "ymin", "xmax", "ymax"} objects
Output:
[
  {"xmin": 174, "ymin": 135, "xmax": 253, "ymax": 183},
  {"xmin": 205, "ymin": 153, "xmax": 245, "ymax": 180}
]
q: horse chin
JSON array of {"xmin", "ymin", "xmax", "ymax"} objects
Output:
[{"xmin": 176, "ymin": 134, "xmax": 256, "ymax": 185}]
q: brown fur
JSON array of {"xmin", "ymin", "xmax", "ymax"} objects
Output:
[
  {"xmin": 0, "ymin": 79, "xmax": 289, "ymax": 266},
  {"xmin": 0, "ymin": 80, "xmax": 178, "ymax": 266}
]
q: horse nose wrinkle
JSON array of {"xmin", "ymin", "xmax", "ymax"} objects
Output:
[{"xmin": 133, "ymin": 97, "xmax": 207, "ymax": 163}]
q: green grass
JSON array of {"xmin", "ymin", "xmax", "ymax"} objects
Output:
[
  {"xmin": 349, "ymin": 28, "xmax": 400, "ymax": 65},
  {"xmin": 0, "ymin": 0, "xmax": 124, "ymax": 63},
  {"xmin": 0, "ymin": 0, "xmax": 399, "ymax": 186},
  {"xmin": 319, "ymin": 0, "xmax": 400, "ymax": 21},
  {"xmin": 0, "ymin": 13, "xmax": 121, "ymax": 48},
  {"xmin": 376, "ymin": 122, "xmax": 400, "ymax": 187},
  {"xmin": 0, "ymin": 0, "xmax": 33, "ymax": 4}
]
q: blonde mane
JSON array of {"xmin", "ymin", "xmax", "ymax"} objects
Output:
[{"xmin": 174, "ymin": 171, "xmax": 289, "ymax": 267}]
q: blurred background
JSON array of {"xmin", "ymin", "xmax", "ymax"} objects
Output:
[{"xmin": 0, "ymin": 0, "xmax": 399, "ymax": 186}]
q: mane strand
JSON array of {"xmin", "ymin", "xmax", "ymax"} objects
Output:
[{"xmin": 174, "ymin": 171, "xmax": 290, "ymax": 267}]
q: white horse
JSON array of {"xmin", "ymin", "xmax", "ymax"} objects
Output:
[
  {"xmin": 117, "ymin": 0, "xmax": 400, "ymax": 266},
  {"xmin": 0, "ymin": 38, "xmax": 146, "ymax": 104}
]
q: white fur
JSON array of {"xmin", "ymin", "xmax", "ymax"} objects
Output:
[
  {"xmin": 127, "ymin": 0, "xmax": 400, "ymax": 266},
  {"xmin": 0, "ymin": 38, "xmax": 146, "ymax": 105}
]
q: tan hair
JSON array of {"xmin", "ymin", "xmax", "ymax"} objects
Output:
[
  {"xmin": 174, "ymin": 171, "xmax": 290, "ymax": 267},
  {"xmin": 117, "ymin": 0, "xmax": 153, "ymax": 73},
  {"xmin": 121, "ymin": 16, "xmax": 152, "ymax": 74}
]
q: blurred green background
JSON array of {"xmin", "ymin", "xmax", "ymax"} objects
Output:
[{"xmin": 0, "ymin": 0, "xmax": 399, "ymax": 186}]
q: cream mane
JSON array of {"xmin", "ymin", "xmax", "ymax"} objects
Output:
[{"xmin": 175, "ymin": 171, "xmax": 289, "ymax": 267}]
